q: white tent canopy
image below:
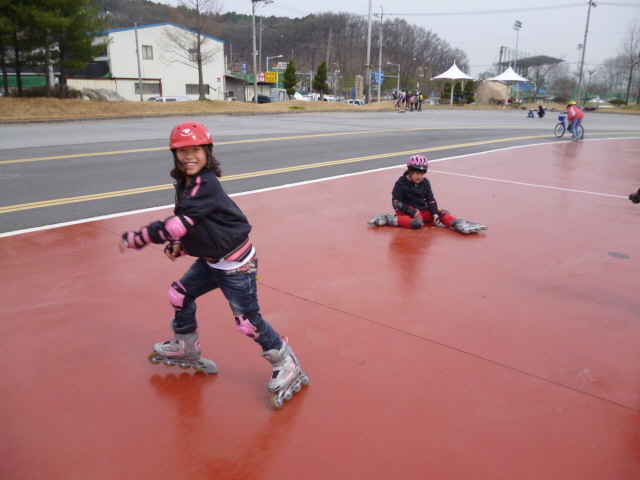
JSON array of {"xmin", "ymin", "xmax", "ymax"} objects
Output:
[
  {"xmin": 431, "ymin": 62, "xmax": 473, "ymax": 105},
  {"xmin": 487, "ymin": 66, "xmax": 530, "ymax": 86}
]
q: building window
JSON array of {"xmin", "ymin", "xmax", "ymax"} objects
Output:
[
  {"xmin": 186, "ymin": 84, "xmax": 209, "ymax": 95},
  {"xmin": 142, "ymin": 45, "xmax": 153, "ymax": 60},
  {"xmin": 189, "ymin": 49, "xmax": 198, "ymax": 62},
  {"xmin": 135, "ymin": 83, "xmax": 160, "ymax": 94}
]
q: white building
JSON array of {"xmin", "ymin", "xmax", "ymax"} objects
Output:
[{"xmin": 70, "ymin": 23, "xmax": 226, "ymax": 101}]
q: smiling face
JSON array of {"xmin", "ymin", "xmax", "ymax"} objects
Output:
[{"xmin": 175, "ymin": 145, "xmax": 207, "ymax": 180}]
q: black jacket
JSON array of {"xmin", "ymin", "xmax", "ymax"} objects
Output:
[
  {"xmin": 146, "ymin": 168, "xmax": 251, "ymax": 259},
  {"xmin": 391, "ymin": 174, "xmax": 439, "ymax": 217}
]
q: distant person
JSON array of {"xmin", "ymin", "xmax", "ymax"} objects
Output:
[
  {"xmin": 537, "ymin": 105, "xmax": 545, "ymax": 118},
  {"xmin": 398, "ymin": 88, "xmax": 407, "ymax": 113},
  {"xmin": 629, "ymin": 188, "xmax": 640, "ymax": 204},
  {"xmin": 417, "ymin": 92, "xmax": 423, "ymax": 111},
  {"xmin": 367, "ymin": 155, "xmax": 487, "ymax": 234},
  {"xmin": 566, "ymin": 101, "xmax": 584, "ymax": 141},
  {"xmin": 527, "ymin": 108, "xmax": 535, "ymax": 118}
]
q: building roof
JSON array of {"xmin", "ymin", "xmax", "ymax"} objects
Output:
[
  {"xmin": 101, "ymin": 23, "xmax": 224, "ymax": 44},
  {"xmin": 498, "ymin": 55, "xmax": 563, "ymax": 69}
]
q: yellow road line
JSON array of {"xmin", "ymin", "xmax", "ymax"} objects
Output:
[
  {"xmin": 0, "ymin": 129, "xmax": 394, "ymax": 165},
  {"xmin": 1, "ymin": 132, "xmax": 639, "ymax": 214},
  {"xmin": 0, "ymin": 126, "xmax": 568, "ymax": 165}
]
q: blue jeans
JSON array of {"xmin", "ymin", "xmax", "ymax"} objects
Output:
[
  {"xmin": 171, "ymin": 257, "xmax": 282, "ymax": 351},
  {"xmin": 570, "ymin": 118, "xmax": 583, "ymax": 139}
]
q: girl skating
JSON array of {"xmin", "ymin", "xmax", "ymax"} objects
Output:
[
  {"xmin": 119, "ymin": 121, "xmax": 308, "ymax": 409},
  {"xmin": 368, "ymin": 155, "xmax": 487, "ymax": 234}
]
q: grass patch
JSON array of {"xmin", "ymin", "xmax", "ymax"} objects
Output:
[{"xmin": 0, "ymin": 97, "xmax": 637, "ymax": 121}]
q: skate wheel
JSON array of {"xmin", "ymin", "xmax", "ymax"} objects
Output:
[
  {"xmin": 301, "ymin": 373, "xmax": 310, "ymax": 386},
  {"xmin": 284, "ymin": 390, "xmax": 293, "ymax": 402},
  {"xmin": 293, "ymin": 380, "xmax": 302, "ymax": 393},
  {"xmin": 271, "ymin": 393, "xmax": 284, "ymax": 410},
  {"xmin": 148, "ymin": 353, "xmax": 162, "ymax": 365},
  {"xmin": 179, "ymin": 364, "xmax": 191, "ymax": 370}
]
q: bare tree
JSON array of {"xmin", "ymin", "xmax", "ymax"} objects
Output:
[
  {"xmin": 160, "ymin": 0, "xmax": 222, "ymax": 100},
  {"xmin": 617, "ymin": 18, "xmax": 640, "ymax": 105}
]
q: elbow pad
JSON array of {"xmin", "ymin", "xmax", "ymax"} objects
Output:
[{"xmin": 392, "ymin": 198, "xmax": 405, "ymax": 212}]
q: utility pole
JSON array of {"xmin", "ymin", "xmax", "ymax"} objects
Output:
[
  {"xmin": 365, "ymin": 0, "xmax": 373, "ymax": 104},
  {"xmin": 134, "ymin": 22, "xmax": 143, "ymax": 101},
  {"xmin": 374, "ymin": 6, "xmax": 384, "ymax": 103},
  {"xmin": 251, "ymin": 0, "xmax": 272, "ymax": 103},
  {"xmin": 576, "ymin": 1, "xmax": 596, "ymax": 106},
  {"xmin": 258, "ymin": 17, "xmax": 262, "ymax": 72}
]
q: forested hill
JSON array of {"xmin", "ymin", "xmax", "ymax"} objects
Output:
[{"xmin": 102, "ymin": 0, "xmax": 469, "ymax": 87}]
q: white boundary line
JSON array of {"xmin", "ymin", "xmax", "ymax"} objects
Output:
[{"xmin": 1, "ymin": 137, "xmax": 638, "ymax": 238}]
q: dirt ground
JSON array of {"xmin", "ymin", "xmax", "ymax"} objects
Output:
[{"xmin": 0, "ymin": 97, "xmax": 637, "ymax": 121}]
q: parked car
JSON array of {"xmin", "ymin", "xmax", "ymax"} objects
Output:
[
  {"xmin": 148, "ymin": 96, "xmax": 190, "ymax": 102},
  {"xmin": 254, "ymin": 94, "xmax": 278, "ymax": 104},
  {"xmin": 347, "ymin": 99, "xmax": 364, "ymax": 105}
]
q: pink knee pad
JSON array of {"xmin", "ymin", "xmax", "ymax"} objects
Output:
[
  {"xmin": 168, "ymin": 281, "xmax": 187, "ymax": 310},
  {"xmin": 235, "ymin": 315, "xmax": 259, "ymax": 339}
]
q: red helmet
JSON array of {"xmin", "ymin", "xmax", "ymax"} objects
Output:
[
  {"xmin": 407, "ymin": 154, "xmax": 428, "ymax": 172},
  {"xmin": 169, "ymin": 121, "xmax": 213, "ymax": 149}
]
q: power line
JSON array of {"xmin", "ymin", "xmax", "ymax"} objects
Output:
[
  {"xmin": 386, "ymin": 4, "xmax": 585, "ymax": 17},
  {"xmin": 597, "ymin": 2, "xmax": 640, "ymax": 6}
]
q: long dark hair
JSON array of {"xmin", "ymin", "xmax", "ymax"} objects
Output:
[{"xmin": 170, "ymin": 144, "xmax": 222, "ymax": 180}]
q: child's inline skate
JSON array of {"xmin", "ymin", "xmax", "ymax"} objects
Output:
[
  {"xmin": 148, "ymin": 322, "xmax": 218, "ymax": 374},
  {"xmin": 261, "ymin": 337, "xmax": 309, "ymax": 409},
  {"xmin": 451, "ymin": 218, "xmax": 487, "ymax": 234}
]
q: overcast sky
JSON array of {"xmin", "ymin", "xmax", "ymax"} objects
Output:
[{"xmin": 160, "ymin": 0, "xmax": 640, "ymax": 77}]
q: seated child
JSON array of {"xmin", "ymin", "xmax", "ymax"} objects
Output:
[{"xmin": 367, "ymin": 155, "xmax": 487, "ymax": 234}]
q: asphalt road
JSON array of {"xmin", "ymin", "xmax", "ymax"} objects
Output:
[{"xmin": 1, "ymin": 109, "xmax": 638, "ymax": 234}]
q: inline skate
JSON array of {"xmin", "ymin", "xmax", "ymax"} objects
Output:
[
  {"xmin": 451, "ymin": 218, "xmax": 486, "ymax": 234},
  {"xmin": 261, "ymin": 337, "xmax": 309, "ymax": 409},
  {"xmin": 148, "ymin": 323, "xmax": 218, "ymax": 374}
]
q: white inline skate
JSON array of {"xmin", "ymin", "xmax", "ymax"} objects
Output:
[
  {"xmin": 261, "ymin": 337, "xmax": 309, "ymax": 409},
  {"xmin": 451, "ymin": 218, "xmax": 487, "ymax": 234},
  {"xmin": 148, "ymin": 323, "xmax": 218, "ymax": 374},
  {"xmin": 367, "ymin": 214, "xmax": 397, "ymax": 226}
]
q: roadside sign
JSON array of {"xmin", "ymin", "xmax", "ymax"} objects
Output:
[
  {"xmin": 373, "ymin": 71, "xmax": 385, "ymax": 84},
  {"xmin": 264, "ymin": 72, "xmax": 278, "ymax": 83},
  {"xmin": 242, "ymin": 62, "xmax": 247, "ymax": 74}
]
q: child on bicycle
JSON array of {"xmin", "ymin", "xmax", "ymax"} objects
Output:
[
  {"xmin": 367, "ymin": 155, "xmax": 487, "ymax": 234},
  {"xmin": 567, "ymin": 101, "xmax": 584, "ymax": 141}
]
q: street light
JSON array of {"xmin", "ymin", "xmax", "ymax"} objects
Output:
[
  {"xmin": 513, "ymin": 20, "xmax": 522, "ymax": 101},
  {"xmin": 387, "ymin": 61, "xmax": 400, "ymax": 93},
  {"xmin": 265, "ymin": 54, "xmax": 282, "ymax": 70},
  {"xmin": 333, "ymin": 63, "xmax": 340, "ymax": 98},
  {"xmin": 512, "ymin": 21, "xmax": 522, "ymax": 71}
]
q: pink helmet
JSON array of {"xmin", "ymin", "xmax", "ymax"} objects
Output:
[
  {"xmin": 169, "ymin": 121, "xmax": 213, "ymax": 149},
  {"xmin": 407, "ymin": 154, "xmax": 428, "ymax": 172}
]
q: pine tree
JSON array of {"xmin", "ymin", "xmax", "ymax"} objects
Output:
[
  {"xmin": 54, "ymin": 0, "xmax": 108, "ymax": 98},
  {"xmin": 463, "ymin": 80, "xmax": 475, "ymax": 104},
  {"xmin": 283, "ymin": 58, "xmax": 296, "ymax": 99},
  {"xmin": 312, "ymin": 61, "xmax": 329, "ymax": 100}
]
